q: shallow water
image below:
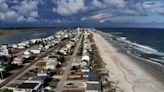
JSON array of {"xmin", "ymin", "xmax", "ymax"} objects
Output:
[{"xmin": 0, "ymin": 29, "xmax": 57, "ymax": 45}]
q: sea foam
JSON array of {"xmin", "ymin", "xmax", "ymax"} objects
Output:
[{"xmin": 99, "ymin": 31, "xmax": 164, "ymax": 66}]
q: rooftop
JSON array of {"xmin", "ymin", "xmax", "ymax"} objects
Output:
[
  {"xmin": 86, "ymin": 83, "xmax": 101, "ymax": 91},
  {"xmin": 17, "ymin": 83, "xmax": 38, "ymax": 89},
  {"xmin": 83, "ymin": 71, "xmax": 100, "ymax": 81},
  {"xmin": 31, "ymin": 76, "xmax": 47, "ymax": 82},
  {"xmin": 17, "ymin": 81, "xmax": 42, "ymax": 90}
]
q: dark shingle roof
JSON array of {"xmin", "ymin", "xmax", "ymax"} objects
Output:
[
  {"xmin": 18, "ymin": 83, "xmax": 38, "ymax": 89},
  {"xmin": 31, "ymin": 76, "xmax": 47, "ymax": 81},
  {"xmin": 83, "ymin": 71, "xmax": 100, "ymax": 81},
  {"xmin": 86, "ymin": 83, "xmax": 101, "ymax": 91}
]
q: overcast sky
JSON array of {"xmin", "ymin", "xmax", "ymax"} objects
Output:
[{"xmin": 0, "ymin": 0, "xmax": 164, "ymax": 28}]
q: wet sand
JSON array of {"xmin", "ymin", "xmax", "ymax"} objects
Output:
[{"xmin": 92, "ymin": 31, "xmax": 164, "ymax": 92}]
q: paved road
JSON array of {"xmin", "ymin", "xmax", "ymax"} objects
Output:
[
  {"xmin": 55, "ymin": 32, "xmax": 83, "ymax": 92},
  {"xmin": 0, "ymin": 41, "xmax": 64, "ymax": 88}
]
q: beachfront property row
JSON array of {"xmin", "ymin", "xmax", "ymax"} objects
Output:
[{"xmin": 62, "ymin": 30, "xmax": 102, "ymax": 92}]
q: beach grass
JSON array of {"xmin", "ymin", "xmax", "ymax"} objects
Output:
[
  {"xmin": 0, "ymin": 31, "xmax": 18, "ymax": 36},
  {"xmin": 0, "ymin": 28, "xmax": 53, "ymax": 37}
]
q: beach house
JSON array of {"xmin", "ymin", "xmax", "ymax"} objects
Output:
[
  {"xmin": 81, "ymin": 55, "xmax": 90, "ymax": 62},
  {"xmin": 13, "ymin": 80, "xmax": 43, "ymax": 92},
  {"xmin": 22, "ymin": 50, "xmax": 32, "ymax": 59},
  {"xmin": 45, "ymin": 56, "xmax": 59, "ymax": 70},
  {"xmin": 0, "ymin": 58, "xmax": 4, "ymax": 66},
  {"xmin": 29, "ymin": 49, "xmax": 41, "ymax": 55},
  {"xmin": 0, "ymin": 44, "xmax": 10, "ymax": 57},
  {"xmin": 12, "ymin": 56, "xmax": 24, "ymax": 65},
  {"xmin": 83, "ymin": 71, "xmax": 102, "ymax": 92}
]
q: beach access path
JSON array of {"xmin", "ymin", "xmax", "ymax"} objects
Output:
[{"xmin": 92, "ymin": 31, "xmax": 164, "ymax": 92}]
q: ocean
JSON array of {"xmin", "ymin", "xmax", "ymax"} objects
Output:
[{"xmin": 97, "ymin": 28, "xmax": 164, "ymax": 67}]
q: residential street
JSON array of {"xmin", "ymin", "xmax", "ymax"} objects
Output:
[
  {"xmin": 0, "ymin": 41, "xmax": 64, "ymax": 88},
  {"xmin": 55, "ymin": 32, "xmax": 83, "ymax": 92}
]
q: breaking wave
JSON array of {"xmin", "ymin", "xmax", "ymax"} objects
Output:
[{"xmin": 99, "ymin": 31, "xmax": 164, "ymax": 66}]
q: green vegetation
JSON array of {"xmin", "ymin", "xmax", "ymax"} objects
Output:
[
  {"xmin": 45, "ymin": 90, "xmax": 55, "ymax": 92},
  {"xmin": 0, "ymin": 32, "xmax": 3, "ymax": 35},
  {"xmin": 3, "ymin": 89, "xmax": 13, "ymax": 92},
  {"xmin": 89, "ymin": 33, "xmax": 113, "ymax": 92},
  {"xmin": 77, "ymin": 34, "xmax": 84, "ymax": 56},
  {"xmin": 36, "ymin": 62, "xmax": 46, "ymax": 67},
  {"xmin": 89, "ymin": 33, "xmax": 104, "ymax": 69},
  {"xmin": 0, "ymin": 28, "xmax": 56, "ymax": 37},
  {"xmin": 0, "ymin": 31, "xmax": 19, "ymax": 37}
]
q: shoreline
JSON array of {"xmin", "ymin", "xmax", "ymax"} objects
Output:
[
  {"xmin": 104, "ymin": 33, "xmax": 164, "ymax": 84},
  {"xmin": 92, "ymin": 31, "xmax": 164, "ymax": 92}
]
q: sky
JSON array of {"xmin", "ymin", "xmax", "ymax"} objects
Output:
[{"xmin": 0, "ymin": 0, "xmax": 164, "ymax": 28}]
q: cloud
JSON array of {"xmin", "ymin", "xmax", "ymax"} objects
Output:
[
  {"xmin": 99, "ymin": 15, "xmax": 164, "ymax": 23},
  {"xmin": 52, "ymin": 19, "xmax": 72, "ymax": 23},
  {"xmin": 0, "ymin": 0, "xmax": 8, "ymax": 10},
  {"xmin": 92, "ymin": 13, "xmax": 109, "ymax": 20},
  {"xmin": 26, "ymin": 17, "xmax": 37, "ymax": 22},
  {"xmin": 1, "ymin": 0, "xmax": 164, "ymax": 25},
  {"xmin": 0, "ymin": 10, "xmax": 19, "ymax": 21},
  {"xmin": 92, "ymin": 0, "xmax": 103, "ymax": 8},
  {"xmin": 52, "ymin": 0, "xmax": 86, "ymax": 16},
  {"xmin": 0, "ymin": 12, "xmax": 5, "ymax": 20},
  {"xmin": 81, "ymin": 13, "xmax": 112, "ymax": 22},
  {"xmin": 11, "ymin": 0, "xmax": 18, "ymax": 4},
  {"xmin": 17, "ymin": 16, "xmax": 25, "ymax": 22},
  {"xmin": 0, "ymin": 0, "xmax": 42, "ymax": 22},
  {"xmin": 30, "ymin": 11, "xmax": 39, "ymax": 18},
  {"xmin": 0, "ymin": 0, "xmax": 7, "ymax": 20},
  {"xmin": 14, "ymin": 0, "xmax": 39, "ymax": 18},
  {"xmin": 5, "ymin": 11, "xmax": 18, "ymax": 18},
  {"xmin": 0, "ymin": 0, "xmax": 19, "ymax": 21},
  {"xmin": 52, "ymin": 0, "xmax": 104, "ymax": 16},
  {"xmin": 104, "ymin": 0, "xmax": 125, "ymax": 8},
  {"xmin": 142, "ymin": 1, "xmax": 164, "ymax": 16}
]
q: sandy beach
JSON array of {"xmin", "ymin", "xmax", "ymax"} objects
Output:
[{"xmin": 92, "ymin": 32, "xmax": 164, "ymax": 92}]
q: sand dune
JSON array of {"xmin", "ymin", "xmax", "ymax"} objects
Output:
[{"xmin": 92, "ymin": 32, "xmax": 164, "ymax": 92}]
